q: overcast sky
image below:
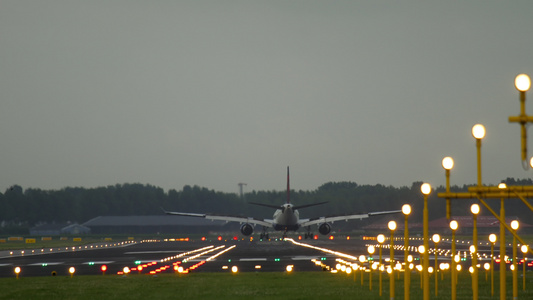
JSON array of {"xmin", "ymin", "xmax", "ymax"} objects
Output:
[{"xmin": 1, "ymin": 1, "xmax": 533, "ymax": 194}]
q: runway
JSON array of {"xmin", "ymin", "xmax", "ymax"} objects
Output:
[
  {"xmin": 0, "ymin": 235, "xmax": 514, "ymax": 278},
  {"xmin": 0, "ymin": 237, "xmax": 369, "ymax": 277}
]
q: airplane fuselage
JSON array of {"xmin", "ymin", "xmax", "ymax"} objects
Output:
[{"xmin": 272, "ymin": 203, "xmax": 300, "ymax": 231}]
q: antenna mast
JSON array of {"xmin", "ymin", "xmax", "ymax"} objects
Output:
[{"xmin": 238, "ymin": 182, "xmax": 247, "ymax": 202}]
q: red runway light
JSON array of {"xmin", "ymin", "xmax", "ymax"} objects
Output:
[
  {"xmin": 218, "ymin": 236, "xmax": 222, "ymax": 241},
  {"xmin": 101, "ymin": 265, "xmax": 107, "ymax": 272}
]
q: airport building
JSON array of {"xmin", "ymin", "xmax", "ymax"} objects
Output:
[{"xmin": 29, "ymin": 223, "xmax": 91, "ymax": 236}]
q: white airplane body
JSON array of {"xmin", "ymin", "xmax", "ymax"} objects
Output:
[{"xmin": 164, "ymin": 167, "xmax": 401, "ymax": 238}]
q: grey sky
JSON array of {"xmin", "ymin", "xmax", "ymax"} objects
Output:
[{"xmin": 1, "ymin": 1, "xmax": 533, "ymax": 194}]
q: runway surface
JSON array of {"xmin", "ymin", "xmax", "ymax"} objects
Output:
[{"xmin": 0, "ymin": 235, "xmax": 514, "ymax": 278}]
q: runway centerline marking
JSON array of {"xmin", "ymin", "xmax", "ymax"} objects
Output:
[
  {"xmin": 28, "ymin": 262, "xmax": 64, "ymax": 266},
  {"xmin": 83, "ymin": 261, "xmax": 114, "ymax": 265},
  {"xmin": 239, "ymin": 258, "xmax": 267, "ymax": 261},
  {"xmin": 291, "ymin": 256, "xmax": 319, "ymax": 260},
  {"xmin": 124, "ymin": 251, "xmax": 184, "ymax": 255}
]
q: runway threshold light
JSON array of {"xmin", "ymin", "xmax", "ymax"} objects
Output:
[
  {"xmin": 69, "ymin": 267, "xmax": 75, "ymax": 278},
  {"xmin": 14, "ymin": 267, "xmax": 21, "ymax": 279}
]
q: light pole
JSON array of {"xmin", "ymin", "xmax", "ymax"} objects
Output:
[
  {"xmin": 471, "ymin": 203, "xmax": 480, "ymax": 300},
  {"xmin": 432, "ymin": 234, "xmax": 441, "ymax": 297},
  {"xmin": 509, "ymin": 73, "xmax": 531, "ymax": 162},
  {"xmin": 442, "ymin": 156, "xmax": 454, "ymax": 220},
  {"xmin": 472, "ymin": 124, "xmax": 485, "ymax": 187},
  {"xmin": 368, "ymin": 245, "xmax": 375, "ymax": 291},
  {"xmin": 388, "ymin": 220, "xmax": 397, "ymax": 300},
  {"xmin": 450, "ymin": 220, "xmax": 459, "ymax": 300},
  {"xmin": 402, "ymin": 204, "xmax": 412, "ymax": 300},
  {"xmin": 421, "ymin": 183, "xmax": 431, "ymax": 300},
  {"xmin": 521, "ymin": 244, "xmax": 528, "ymax": 291},
  {"xmin": 489, "ymin": 233, "xmax": 497, "ymax": 297},
  {"xmin": 511, "ymin": 220, "xmax": 519, "ymax": 300},
  {"xmin": 418, "ymin": 245, "xmax": 425, "ymax": 290},
  {"xmin": 378, "ymin": 234, "xmax": 386, "ymax": 297},
  {"xmin": 359, "ymin": 255, "xmax": 366, "ymax": 286},
  {"xmin": 498, "ymin": 182, "xmax": 507, "ymax": 300}
]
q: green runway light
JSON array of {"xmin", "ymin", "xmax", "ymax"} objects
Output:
[
  {"xmin": 134, "ymin": 260, "xmax": 141, "ymax": 265},
  {"xmin": 41, "ymin": 263, "xmax": 48, "ymax": 267},
  {"xmin": 321, "ymin": 257, "xmax": 326, "ymax": 261},
  {"xmin": 275, "ymin": 258, "xmax": 280, "ymax": 262},
  {"xmin": 88, "ymin": 262, "xmax": 95, "ymax": 266}
]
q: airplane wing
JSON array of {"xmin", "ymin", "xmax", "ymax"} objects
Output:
[
  {"xmin": 163, "ymin": 209, "xmax": 273, "ymax": 228},
  {"xmin": 299, "ymin": 209, "xmax": 401, "ymax": 227}
]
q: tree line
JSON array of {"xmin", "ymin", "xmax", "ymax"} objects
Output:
[{"xmin": 0, "ymin": 178, "xmax": 531, "ymax": 234}]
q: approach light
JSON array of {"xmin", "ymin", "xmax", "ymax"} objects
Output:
[
  {"xmin": 471, "ymin": 204, "xmax": 480, "ymax": 215},
  {"xmin": 450, "ymin": 220, "xmax": 458, "ymax": 231},
  {"xmin": 377, "ymin": 234, "xmax": 385, "ymax": 244},
  {"xmin": 489, "ymin": 234, "xmax": 497, "ymax": 244},
  {"xmin": 442, "ymin": 157, "xmax": 454, "ymax": 170},
  {"xmin": 484, "ymin": 263, "xmax": 490, "ymax": 270},
  {"xmin": 231, "ymin": 266, "xmax": 238, "ymax": 273},
  {"xmin": 472, "ymin": 124, "xmax": 486, "ymax": 140},
  {"xmin": 388, "ymin": 221, "xmax": 397, "ymax": 231},
  {"xmin": 402, "ymin": 204, "xmax": 411, "ymax": 216},
  {"xmin": 432, "ymin": 234, "xmax": 441, "ymax": 244},
  {"xmin": 515, "ymin": 74, "xmax": 531, "ymax": 92},
  {"xmin": 511, "ymin": 220, "xmax": 520, "ymax": 230},
  {"xmin": 421, "ymin": 183, "xmax": 431, "ymax": 195}
]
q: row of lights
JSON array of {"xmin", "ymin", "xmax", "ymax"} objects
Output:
[{"xmin": 9, "ymin": 240, "xmax": 136, "ymax": 256}]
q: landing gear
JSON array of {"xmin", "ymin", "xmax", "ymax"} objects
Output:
[
  {"xmin": 304, "ymin": 226, "xmax": 313, "ymax": 239},
  {"xmin": 260, "ymin": 227, "xmax": 269, "ymax": 240}
]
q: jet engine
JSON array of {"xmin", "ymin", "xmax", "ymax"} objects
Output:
[
  {"xmin": 318, "ymin": 223, "xmax": 332, "ymax": 235},
  {"xmin": 240, "ymin": 223, "xmax": 254, "ymax": 236}
]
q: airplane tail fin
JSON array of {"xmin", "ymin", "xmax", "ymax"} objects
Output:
[{"xmin": 286, "ymin": 166, "xmax": 290, "ymax": 204}]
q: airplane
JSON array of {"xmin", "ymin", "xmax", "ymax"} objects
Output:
[{"xmin": 163, "ymin": 167, "xmax": 401, "ymax": 239}]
